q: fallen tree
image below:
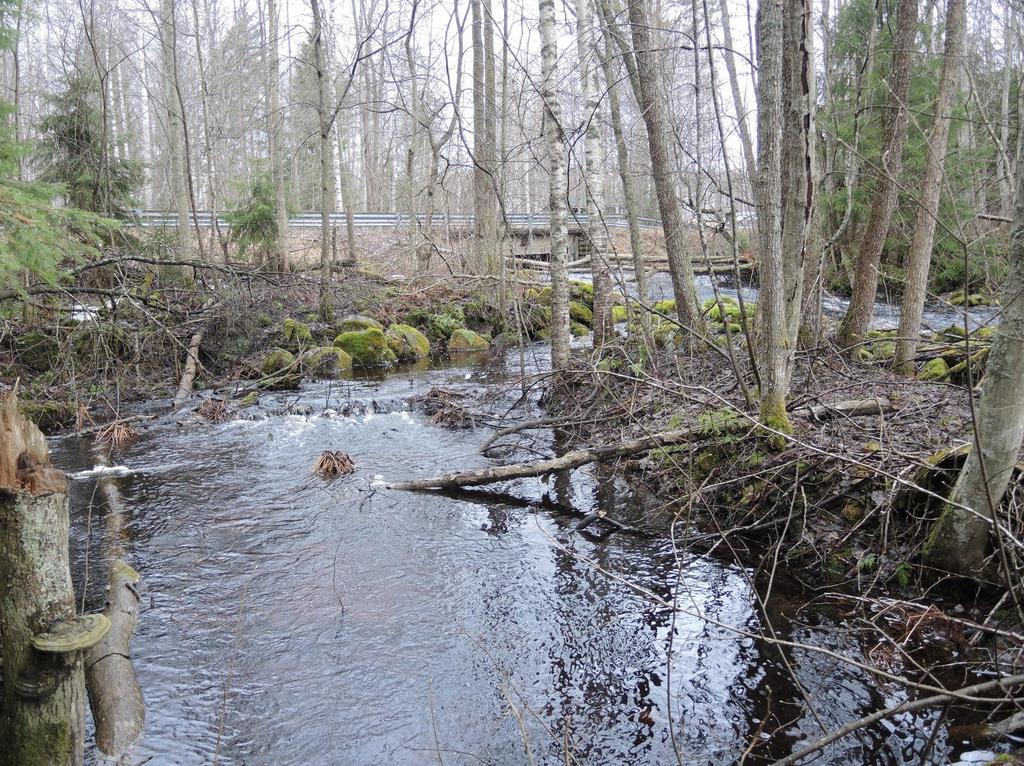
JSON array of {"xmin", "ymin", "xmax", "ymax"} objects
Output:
[
  {"xmin": 390, "ymin": 398, "xmax": 892, "ymax": 491},
  {"xmin": 170, "ymin": 328, "xmax": 205, "ymax": 412}
]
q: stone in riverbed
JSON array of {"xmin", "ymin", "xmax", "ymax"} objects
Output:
[
  {"xmin": 301, "ymin": 346, "xmax": 353, "ymax": 377},
  {"xmin": 336, "ymin": 315, "xmax": 383, "ymax": 333},
  {"xmin": 333, "ymin": 328, "xmax": 397, "ymax": 367},
  {"xmin": 385, "ymin": 324, "xmax": 431, "ymax": 362},
  {"xmin": 447, "ymin": 328, "xmax": 490, "ymax": 352}
]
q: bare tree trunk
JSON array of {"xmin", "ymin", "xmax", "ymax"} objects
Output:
[
  {"xmin": 0, "ymin": 391, "xmax": 89, "ymax": 766},
  {"xmin": 894, "ymin": 0, "xmax": 966, "ymax": 370},
  {"xmin": 836, "ymin": 0, "xmax": 918, "ymax": 354},
  {"xmin": 159, "ymin": 0, "xmax": 190, "ymax": 268},
  {"xmin": 627, "ymin": 0, "xmax": 703, "ymax": 335},
  {"xmin": 576, "ymin": 0, "xmax": 611, "ymax": 347},
  {"xmin": 717, "ymin": 0, "xmax": 757, "ymax": 192},
  {"xmin": 539, "ymin": 0, "xmax": 571, "ymax": 369},
  {"xmin": 191, "ymin": 0, "xmax": 225, "ymax": 258},
  {"xmin": 778, "ymin": 0, "xmax": 817, "ymax": 378},
  {"xmin": 310, "ymin": 0, "xmax": 333, "ymax": 320},
  {"xmin": 754, "ymin": 0, "xmax": 789, "ymax": 430},
  {"xmin": 924, "ymin": 169, "xmax": 1024, "ymax": 575},
  {"xmin": 998, "ymin": 5, "xmax": 1014, "ymax": 217},
  {"xmin": 267, "ymin": 0, "xmax": 290, "ymax": 271}
]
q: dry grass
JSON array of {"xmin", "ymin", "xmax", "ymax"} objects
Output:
[
  {"xmin": 197, "ymin": 397, "xmax": 233, "ymax": 424},
  {"xmin": 313, "ymin": 450, "xmax": 355, "ymax": 479},
  {"xmin": 96, "ymin": 419, "xmax": 138, "ymax": 447}
]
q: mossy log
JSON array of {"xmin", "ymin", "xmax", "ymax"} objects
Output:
[
  {"xmin": 391, "ymin": 398, "xmax": 892, "ymax": 491},
  {"xmin": 0, "ymin": 389, "xmax": 88, "ymax": 766}
]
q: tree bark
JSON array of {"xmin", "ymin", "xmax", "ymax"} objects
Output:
[
  {"xmin": 717, "ymin": 0, "xmax": 757, "ymax": 193},
  {"xmin": 754, "ymin": 0, "xmax": 789, "ymax": 430},
  {"xmin": 539, "ymin": 0, "xmax": 571, "ymax": 369},
  {"xmin": 836, "ymin": 0, "xmax": 918, "ymax": 354},
  {"xmin": 893, "ymin": 0, "xmax": 966, "ymax": 370},
  {"xmin": 0, "ymin": 390, "xmax": 86, "ymax": 766},
  {"xmin": 627, "ymin": 0, "xmax": 703, "ymax": 334},
  {"xmin": 267, "ymin": 0, "xmax": 290, "ymax": 272},
  {"xmin": 576, "ymin": 0, "xmax": 612, "ymax": 347},
  {"xmin": 159, "ymin": 0, "xmax": 190, "ymax": 269},
  {"xmin": 924, "ymin": 169, "xmax": 1024, "ymax": 575},
  {"xmin": 170, "ymin": 329, "xmax": 204, "ymax": 412},
  {"xmin": 310, "ymin": 0, "xmax": 333, "ymax": 320}
]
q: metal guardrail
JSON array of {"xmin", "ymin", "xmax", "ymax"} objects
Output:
[{"xmin": 126, "ymin": 210, "xmax": 666, "ymax": 230}]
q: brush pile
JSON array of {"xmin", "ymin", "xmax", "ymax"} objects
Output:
[{"xmin": 313, "ymin": 450, "xmax": 355, "ymax": 479}]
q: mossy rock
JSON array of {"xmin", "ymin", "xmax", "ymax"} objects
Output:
[
  {"xmin": 17, "ymin": 399, "xmax": 77, "ymax": 432},
  {"xmin": 239, "ymin": 391, "xmax": 260, "ymax": 408},
  {"xmin": 917, "ymin": 357, "xmax": 949, "ymax": 381},
  {"xmin": 261, "ymin": 348, "xmax": 296, "ymax": 376},
  {"xmin": 491, "ymin": 331, "xmax": 523, "ymax": 351},
  {"xmin": 301, "ymin": 346, "xmax": 353, "ymax": 377},
  {"xmin": 974, "ymin": 326, "xmax": 997, "ymax": 340},
  {"xmin": 521, "ymin": 302, "xmax": 552, "ymax": 339},
  {"xmin": 570, "ymin": 280, "xmax": 595, "ymax": 307},
  {"xmin": 405, "ymin": 305, "xmax": 466, "ymax": 342},
  {"xmin": 612, "ymin": 305, "xmax": 628, "ymax": 323},
  {"xmin": 569, "ymin": 301, "xmax": 593, "ymax": 327},
  {"xmin": 570, "ymin": 321, "xmax": 590, "ymax": 337},
  {"xmin": 701, "ymin": 295, "xmax": 737, "ymax": 312},
  {"xmin": 853, "ymin": 346, "xmax": 874, "ymax": 363},
  {"xmin": 652, "ymin": 320, "xmax": 680, "ymax": 348},
  {"xmin": 283, "ymin": 318, "xmax": 313, "ymax": 347},
  {"xmin": 653, "ymin": 299, "xmax": 676, "ymax": 315},
  {"xmin": 385, "ymin": 323, "xmax": 431, "ymax": 362},
  {"xmin": 257, "ymin": 314, "xmax": 274, "ymax": 328},
  {"xmin": 448, "ymin": 328, "xmax": 490, "ymax": 352},
  {"xmin": 336, "ymin": 315, "xmax": 382, "ymax": 333},
  {"xmin": 867, "ymin": 328, "xmax": 898, "ymax": 339},
  {"xmin": 16, "ymin": 331, "xmax": 60, "ymax": 371},
  {"xmin": 707, "ymin": 301, "xmax": 743, "ymax": 323},
  {"xmin": 463, "ymin": 297, "xmax": 507, "ymax": 335},
  {"xmin": 937, "ymin": 324, "xmax": 967, "ymax": 340},
  {"xmin": 871, "ymin": 340, "xmax": 895, "ymax": 360},
  {"xmin": 333, "ymin": 327, "xmax": 397, "ymax": 367}
]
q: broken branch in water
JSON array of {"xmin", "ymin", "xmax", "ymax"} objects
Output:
[
  {"xmin": 390, "ymin": 398, "xmax": 893, "ymax": 491},
  {"xmin": 171, "ymin": 329, "xmax": 205, "ymax": 412}
]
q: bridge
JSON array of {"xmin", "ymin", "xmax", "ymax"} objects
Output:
[
  {"xmin": 127, "ymin": 210, "xmax": 666, "ymax": 231},
  {"xmin": 127, "ymin": 210, "xmax": 753, "ymax": 275}
]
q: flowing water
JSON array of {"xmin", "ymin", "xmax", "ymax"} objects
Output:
[{"xmin": 52, "ymin": 344, "xmax": 996, "ymax": 765}]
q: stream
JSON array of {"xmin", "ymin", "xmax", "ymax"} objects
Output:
[{"xmin": 50, "ymin": 336, "xmax": 1004, "ymax": 765}]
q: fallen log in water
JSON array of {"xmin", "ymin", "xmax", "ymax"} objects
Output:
[
  {"xmin": 390, "ymin": 398, "xmax": 892, "ymax": 491},
  {"xmin": 85, "ymin": 560, "xmax": 144, "ymax": 756},
  {"xmin": 171, "ymin": 329, "xmax": 205, "ymax": 411},
  {"xmin": 84, "ymin": 443, "xmax": 145, "ymax": 756}
]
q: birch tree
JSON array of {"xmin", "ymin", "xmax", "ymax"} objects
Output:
[
  {"xmin": 539, "ymin": 0, "xmax": 571, "ymax": 369},
  {"xmin": 310, "ymin": 0, "xmax": 333, "ymax": 319}
]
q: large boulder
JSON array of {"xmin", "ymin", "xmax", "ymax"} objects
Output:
[
  {"xmin": 300, "ymin": 346, "xmax": 353, "ymax": 377},
  {"xmin": 447, "ymin": 328, "xmax": 490, "ymax": 352},
  {"xmin": 333, "ymin": 327, "xmax": 397, "ymax": 367},
  {"xmin": 385, "ymin": 324, "xmax": 431, "ymax": 362},
  {"xmin": 261, "ymin": 348, "xmax": 296, "ymax": 376},
  {"xmin": 569, "ymin": 301, "xmax": 593, "ymax": 327}
]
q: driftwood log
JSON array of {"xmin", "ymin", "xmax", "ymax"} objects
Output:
[
  {"xmin": 0, "ymin": 389, "xmax": 96, "ymax": 766},
  {"xmin": 84, "ymin": 444, "xmax": 145, "ymax": 755},
  {"xmin": 170, "ymin": 329, "xmax": 205, "ymax": 411},
  {"xmin": 390, "ymin": 398, "xmax": 892, "ymax": 491},
  {"xmin": 85, "ymin": 561, "xmax": 144, "ymax": 755}
]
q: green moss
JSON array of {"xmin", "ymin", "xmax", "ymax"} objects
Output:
[
  {"xmin": 612, "ymin": 305, "xmax": 627, "ymax": 322},
  {"xmin": 917, "ymin": 357, "xmax": 949, "ymax": 381},
  {"xmin": 652, "ymin": 319, "xmax": 678, "ymax": 348},
  {"xmin": 595, "ymin": 357, "xmax": 622, "ymax": 371},
  {"xmin": 697, "ymin": 407, "xmax": 745, "ymax": 436},
  {"xmin": 406, "ymin": 305, "xmax": 466, "ymax": 341},
  {"xmin": 570, "ymin": 321, "xmax": 590, "ymax": 336},
  {"xmin": 975, "ymin": 325, "xmax": 997, "ymax": 340},
  {"xmin": 853, "ymin": 346, "xmax": 874, "ymax": 363},
  {"xmin": 257, "ymin": 313, "xmax": 274, "ymax": 327},
  {"xmin": 283, "ymin": 318, "xmax": 313, "ymax": 346},
  {"xmin": 239, "ymin": 391, "xmax": 260, "ymax": 407},
  {"xmin": 653, "ymin": 299, "xmax": 676, "ymax": 315},
  {"xmin": 385, "ymin": 323, "xmax": 431, "ymax": 361},
  {"xmin": 871, "ymin": 340, "xmax": 895, "ymax": 360},
  {"xmin": 17, "ymin": 399, "xmax": 77, "ymax": 431},
  {"xmin": 261, "ymin": 348, "xmax": 296, "ymax": 376},
  {"xmin": 569, "ymin": 301, "xmax": 593, "ymax": 326},
  {"xmin": 570, "ymin": 280, "xmax": 595, "ymax": 306},
  {"xmin": 302, "ymin": 346, "xmax": 354, "ymax": 376},
  {"xmin": 333, "ymin": 328, "xmax": 397, "ymax": 367},
  {"xmin": 336, "ymin": 315, "xmax": 382, "ymax": 333},
  {"xmin": 448, "ymin": 328, "xmax": 490, "ymax": 352},
  {"xmin": 758, "ymin": 398, "xmax": 792, "ymax": 449}
]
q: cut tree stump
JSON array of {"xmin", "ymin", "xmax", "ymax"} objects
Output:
[{"xmin": 0, "ymin": 388, "xmax": 90, "ymax": 766}]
